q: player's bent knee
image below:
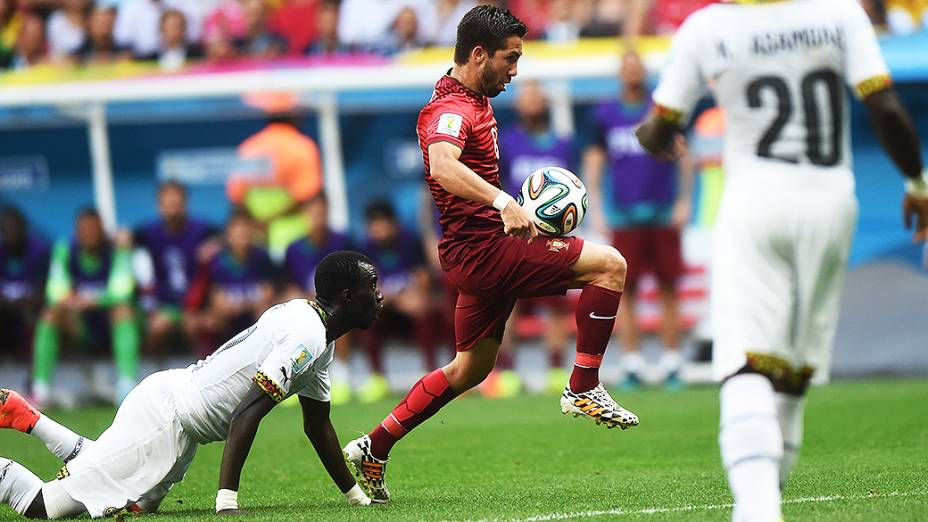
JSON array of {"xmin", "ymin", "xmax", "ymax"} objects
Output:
[{"xmin": 593, "ymin": 246, "xmax": 627, "ymax": 290}]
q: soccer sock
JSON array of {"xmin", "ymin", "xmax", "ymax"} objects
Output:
[
  {"xmin": 775, "ymin": 392, "xmax": 806, "ymax": 488},
  {"xmin": 658, "ymin": 349, "xmax": 683, "ymax": 376},
  {"xmin": 41, "ymin": 481, "xmax": 86, "ymax": 519},
  {"xmin": 365, "ymin": 334, "xmax": 385, "ymax": 376},
  {"xmin": 719, "ymin": 374, "xmax": 783, "ymax": 522},
  {"xmin": 570, "ymin": 285, "xmax": 621, "ymax": 392},
  {"xmin": 621, "ymin": 351, "xmax": 646, "ymax": 376},
  {"xmin": 0, "ymin": 458, "xmax": 43, "ymax": 515},
  {"xmin": 31, "ymin": 416, "xmax": 88, "ymax": 463},
  {"xmin": 32, "ymin": 320, "xmax": 59, "ymax": 396},
  {"xmin": 368, "ymin": 368, "xmax": 457, "ymax": 460},
  {"xmin": 548, "ymin": 349, "xmax": 563, "ymax": 369},
  {"xmin": 113, "ymin": 317, "xmax": 140, "ymax": 390}
]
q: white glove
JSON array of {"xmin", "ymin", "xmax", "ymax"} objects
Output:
[
  {"xmin": 345, "ymin": 484, "xmax": 371, "ymax": 506},
  {"xmin": 905, "ymin": 170, "xmax": 928, "ymax": 198}
]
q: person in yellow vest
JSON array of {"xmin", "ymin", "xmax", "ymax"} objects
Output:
[{"xmin": 227, "ymin": 99, "xmax": 324, "ymax": 261}]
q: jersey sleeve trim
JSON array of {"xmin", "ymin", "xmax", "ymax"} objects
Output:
[
  {"xmin": 854, "ymin": 74, "xmax": 893, "ymax": 100},
  {"xmin": 424, "ymin": 135, "xmax": 466, "ymax": 150},
  {"xmin": 253, "ymin": 370, "xmax": 285, "ymax": 402},
  {"xmin": 653, "ymin": 104, "xmax": 685, "ymax": 125}
]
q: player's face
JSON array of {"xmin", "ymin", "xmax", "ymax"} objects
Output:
[
  {"xmin": 620, "ymin": 53, "xmax": 645, "ymax": 89},
  {"xmin": 158, "ymin": 188, "xmax": 187, "ymax": 224},
  {"xmin": 480, "ymin": 36, "xmax": 522, "ymax": 98},
  {"xmin": 76, "ymin": 215, "xmax": 104, "ymax": 250},
  {"xmin": 352, "ymin": 263, "xmax": 384, "ymax": 329}
]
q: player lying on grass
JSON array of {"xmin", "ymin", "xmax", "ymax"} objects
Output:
[
  {"xmin": 636, "ymin": 1, "xmax": 928, "ymax": 520},
  {"xmin": 343, "ymin": 5, "xmax": 638, "ymax": 504},
  {"xmin": 0, "ymin": 250, "xmax": 383, "ymax": 518}
]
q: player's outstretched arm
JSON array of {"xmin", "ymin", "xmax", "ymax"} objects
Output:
[
  {"xmin": 863, "ymin": 89, "xmax": 928, "ymax": 241},
  {"xmin": 428, "ymin": 141, "xmax": 537, "ymax": 241},
  {"xmin": 216, "ymin": 384, "xmax": 277, "ymax": 514},
  {"xmin": 299, "ymin": 396, "xmax": 371, "ymax": 505}
]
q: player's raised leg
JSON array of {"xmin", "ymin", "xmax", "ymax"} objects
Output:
[
  {"xmin": 560, "ymin": 240, "xmax": 639, "ymax": 429},
  {"xmin": 1, "ymin": 389, "xmax": 90, "ymax": 463}
]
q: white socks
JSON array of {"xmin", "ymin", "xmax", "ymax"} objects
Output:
[
  {"xmin": 775, "ymin": 392, "xmax": 805, "ymax": 487},
  {"xmin": 31, "ymin": 416, "xmax": 89, "ymax": 463},
  {"xmin": 621, "ymin": 351, "xmax": 645, "ymax": 375},
  {"xmin": 41, "ymin": 481, "xmax": 86, "ymax": 519},
  {"xmin": 719, "ymin": 374, "xmax": 783, "ymax": 522},
  {"xmin": 0, "ymin": 458, "xmax": 43, "ymax": 515}
]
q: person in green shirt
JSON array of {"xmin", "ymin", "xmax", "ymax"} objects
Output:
[{"xmin": 32, "ymin": 208, "xmax": 138, "ymax": 406}]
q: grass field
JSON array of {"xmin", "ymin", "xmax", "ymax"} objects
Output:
[{"xmin": 1, "ymin": 378, "xmax": 926, "ymax": 521}]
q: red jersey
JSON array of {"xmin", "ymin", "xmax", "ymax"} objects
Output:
[{"xmin": 417, "ymin": 74, "xmax": 504, "ymax": 269}]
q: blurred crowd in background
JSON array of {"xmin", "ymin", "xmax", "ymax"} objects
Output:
[
  {"xmin": 3, "ymin": 0, "xmax": 925, "ymax": 72},
  {"xmin": 1, "ymin": 47, "xmax": 717, "ymax": 407}
]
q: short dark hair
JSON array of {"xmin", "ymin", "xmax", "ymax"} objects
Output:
[
  {"xmin": 314, "ymin": 250, "xmax": 375, "ymax": 302},
  {"xmin": 365, "ymin": 200, "xmax": 396, "ymax": 222},
  {"xmin": 226, "ymin": 207, "xmax": 253, "ymax": 227},
  {"xmin": 77, "ymin": 207, "xmax": 100, "ymax": 221},
  {"xmin": 453, "ymin": 5, "xmax": 526, "ymax": 66},
  {"xmin": 158, "ymin": 179, "xmax": 187, "ymax": 197}
]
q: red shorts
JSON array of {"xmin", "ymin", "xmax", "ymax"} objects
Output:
[
  {"xmin": 612, "ymin": 227, "xmax": 683, "ymax": 288},
  {"xmin": 443, "ymin": 235, "xmax": 584, "ymax": 352}
]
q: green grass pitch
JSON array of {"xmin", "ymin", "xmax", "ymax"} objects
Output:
[{"xmin": 1, "ymin": 378, "xmax": 926, "ymax": 520}]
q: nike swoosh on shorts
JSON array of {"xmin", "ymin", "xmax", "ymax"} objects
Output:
[{"xmin": 589, "ymin": 312, "xmax": 617, "ymax": 320}]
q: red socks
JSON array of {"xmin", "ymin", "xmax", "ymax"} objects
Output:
[
  {"xmin": 368, "ymin": 368, "xmax": 457, "ymax": 460},
  {"xmin": 570, "ymin": 285, "xmax": 622, "ymax": 393}
]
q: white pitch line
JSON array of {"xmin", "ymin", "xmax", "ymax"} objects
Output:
[{"xmin": 454, "ymin": 490, "xmax": 928, "ymax": 522}]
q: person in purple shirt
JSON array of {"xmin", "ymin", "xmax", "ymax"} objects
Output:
[
  {"xmin": 583, "ymin": 51, "xmax": 694, "ymax": 390},
  {"xmin": 198, "ymin": 210, "xmax": 275, "ymax": 346},
  {"xmin": 133, "ymin": 181, "xmax": 219, "ymax": 359},
  {"xmin": 357, "ymin": 200, "xmax": 441, "ymax": 404},
  {"xmin": 493, "ymin": 80, "xmax": 576, "ymax": 397},
  {"xmin": 281, "ymin": 193, "xmax": 354, "ymax": 404},
  {"xmin": 0, "ymin": 206, "xmax": 50, "ymax": 362}
]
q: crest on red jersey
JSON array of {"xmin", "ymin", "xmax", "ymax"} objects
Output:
[{"xmin": 546, "ymin": 238, "xmax": 569, "ymax": 252}]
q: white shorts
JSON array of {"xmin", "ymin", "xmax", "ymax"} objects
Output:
[
  {"xmin": 58, "ymin": 370, "xmax": 197, "ymax": 518},
  {"xmin": 711, "ymin": 179, "xmax": 858, "ymax": 383}
]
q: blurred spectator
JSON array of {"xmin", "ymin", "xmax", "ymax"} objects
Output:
[
  {"xmin": 428, "ymin": 0, "xmax": 476, "ymax": 46},
  {"xmin": 196, "ymin": 210, "xmax": 275, "ymax": 346},
  {"xmin": 337, "ymin": 0, "xmax": 394, "ymax": 49},
  {"xmin": 132, "ymin": 181, "xmax": 218, "ymax": 360},
  {"xmin": 32, "ymin": 208, "xmax": 138, "ymax": 406},
  {"xmin": 579, "ymin": 0, "xmax": 623, "ymax": 37},
  {"xmin": 0, "ymin": 206, "xmax": 50, "ymax": 362},
  {"xmin": 507, "ymin": 0, "xmax": 550, "ymax": 39},
  {"xmin": 227, "ymin": 107, "xmax": 323, "ymax": 260},
  {"xmin": 376, "ymin": 5, "xmax": 421, "ymax": 55},
  {"xmin": 202, "ymin": 0, "xmax": 247, "ymax": 47},
  {"xmin": 114, "ymin": 0, "xmax": 201, "ymax": 59},
  {"xmin": 545, "ymin": 0, "xmax": 580, "ymax": 42},
  {"xmin": 268, "ymin": 0, "xmax": 320, "ymax": 55},
  {"xmin": 358, "ymin": 200, "xmax": 444, "ymax": 403},
  {"xmin": 234, "ymin": 0, "xmax": 285, "ymax": 57},
  {"xmin": 73, "ymin": 5, "xmax": 129, "ymax": 65},
  {"xmin": 0, "ymin": 0, "xmax": 23, "ymax": 65},
  {"xmin": 650, "ymin": 0, "xmax": 715, "ymax": 35},
  {"xmin": 158, "ymin": 8, "xmax": 202, "ymax": 71},
  {"xmin": 46, "ymin": 0, "xmax": 89, "ymax": 59},
  {"xmin": 621, "ymin": 0, "xmax": 652, "ymax": 37},
  {"xmin": 281, "ymin": 191, "xmax": 353, "ymax": 404},
  {"xmin": 494, "ymin": 80, "xmax": 574, "ymax": 395},
  {"xmin": 886, "ymin": 0, "xmax": 928, "ymax": 35},
  {"xmin": 3, "ymin": 13, "xmax": 47, "ymax": 69},
  {"xmin": 305, "ymin": 0, "xmax": 349, "ymax": 56},
  {"xmin": 583, "ymin": 51, "xmax": 693, "ymax": 389}
]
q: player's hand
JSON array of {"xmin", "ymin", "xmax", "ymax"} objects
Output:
[
  {"xmin": 903, "ymin": 194, "xmax": 928, "ymax": 242},
  {"xmin": 500, "ymin": 200, "xmax": 538, "ymax": 243},
  {"xmin": 656, "ymin": 133, "xmax": 689, "ymax": 162},
  {"xmin": 671, "ymin": 198, "xmax": 692, "ymax": 230}
]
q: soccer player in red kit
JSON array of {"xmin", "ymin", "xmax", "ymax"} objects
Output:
[{"xmin": 344, "ymin": 5, "xmax": 638, "ymax": 503}]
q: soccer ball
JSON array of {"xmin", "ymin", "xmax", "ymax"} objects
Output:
[{"xmin": 516, "ymin": 166, "xmax": 588, "ymax": 236}]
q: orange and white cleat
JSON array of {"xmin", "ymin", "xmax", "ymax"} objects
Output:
[
  {"xmin": 343, "ymin": 435, "xmax": 390, "ymax": 503},
  {"xmin": 560, "ymin": 383, "xmax": 639, "ymax": 430},
  {"xmin": 0, "ymin": 389, "xmax": 40, "ymax": 434}
]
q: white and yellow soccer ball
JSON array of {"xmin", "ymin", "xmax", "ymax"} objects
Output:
[{"xmin": 516, "ymin": 166, "xmax": 588, "ymax": 236}]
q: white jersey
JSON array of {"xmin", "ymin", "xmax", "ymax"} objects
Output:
[
  {"xmin": 653, "ymin": 0, "xmax": 890, "ymax": 186},
  {"xmin": 172, "ymin": 299, "xmax": 334, "ymax": 443}
]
